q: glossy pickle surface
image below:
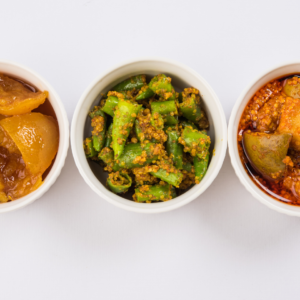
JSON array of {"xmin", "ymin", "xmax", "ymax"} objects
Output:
[{"xmin": 0, "ymin": 74, "xmax": 59, "ymax": 203}]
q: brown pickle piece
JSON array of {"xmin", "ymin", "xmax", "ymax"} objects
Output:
[
  {"xmin": 284, "ymin": 77, "xmax": 300, "ymax": 99},
  {"xmin": 256, "ymin": 95, "xmax": 284, "ymax": 133},
  {"xmin": 243, "ymin": 131, "xmax": 292, "ymax": 181},
  {"xmin": 0, "ymin": 124, "xmax": 21, "ymax": 155},
  {"xmin": 0, "ymin": 74, "xmax": 47, "ymax": 115},
  {"xmin": 0, "ymin": 146, "xmax": 42, "ymax": 200},
  {"xmin": 277, "ymin": 97, "xmax": 300, "ymax": 150},
  {"xmin": 239, "ymin": 80, "xmax": 282, "ymax": 132},
  {"xmin": 0, "ymin": 113, "xmax": 59, "ymax": 175}
]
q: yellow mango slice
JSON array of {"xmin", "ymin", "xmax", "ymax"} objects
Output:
[
  {"xmin": 0, "ymin": 74, "xmax": 48, "ymax": 115},
  {"xmin": 0, "ymin": 123, "xmax": 21, "ymax": 155},
  {"xmin": 0, "ymin": 113, "xmax": 59, "ymax": 175}
]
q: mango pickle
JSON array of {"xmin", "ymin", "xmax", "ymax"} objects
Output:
[
  {"xmin": 238, "ymin": 75, "xmax": 300, "ymax": 206},
  {"xmin": 243, "ymin": 131, "xmax": 291, "ymax": 181},
  {"xmin": 0, "ymin": 74, "xmax": 59, "ymax": 202},
  {"xmin": 284, "ymin": 77, "xmax": 300, "ymax": 99},
  {"xmin": 0, "ymin": 74, "xmax": 47, "ymax": 115}
]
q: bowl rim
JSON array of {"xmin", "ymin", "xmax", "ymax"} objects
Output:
[
  {"xmin": 228, "ymin": 60, "xmax": 300, "ymax": 217},
  {"xmin": 0, "ymin": 59, "xmax": 69, "ymax": 213},
  {"xmin": 71, "ymin": 56, "xmax": 228, "ymax": 213}
]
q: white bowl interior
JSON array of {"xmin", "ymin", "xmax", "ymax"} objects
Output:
[
  {"xmin": 229, "ymin": 62, "xmax": 300, "ymax": 216},
  {"xmin": 72, "ymin": 59, "xmax": 227, "ymax": 213},
  {"xmin": 0, "ymin": 61, "xmax": 69, "ymax": 213}
]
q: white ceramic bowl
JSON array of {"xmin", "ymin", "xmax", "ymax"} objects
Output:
[
  {"xmin": 229, "ymin": 61, "xmax": 300, "ymax": 217},
  {"xmin": 71, "ymin": 57, "xmax": 227, "ymax": 213},
  {"xmin": 0, "ymin": 60, "xmax": 69, "ymax": 213}
]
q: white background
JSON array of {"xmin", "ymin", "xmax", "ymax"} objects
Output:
[{"xmin": 1, "ymin": 0, "xmax": 300, "ymax": 299}]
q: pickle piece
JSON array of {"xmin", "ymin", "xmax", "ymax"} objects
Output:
[
  {"xmin": 0, "ymin": 74, "xmax": 47, "ymax": 115},
  {"xmin": 149, "ymin": 74, "xmax": 176, "ymax": 100},
  {"xmin": 277, "ymin": 96, "xmax": 300, "ymax": 151},
  {"xmin": 243, "ymin": 131, "xmax": 292, "ymax": 181},
  {"xmin": 0, "ymin": 113, "xmax": 59, "ymax": 175},
  {"xmin": 107, "ymin": 171, "xmax": 132, "ymax": 194},
  {"xmin": 256, "ymin": 96, "xmax": 283, "ymax": 133},
  {"xmin": 284, "ymin": 77, "xmax": 300, "ymax": 99}
]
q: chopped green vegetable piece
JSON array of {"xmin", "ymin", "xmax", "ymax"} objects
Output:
[
  {"xmin": 84, "ymin": 137, "xmax": 97, "ymax": 158},
  {"xmin": 163, "ymin": 114, "xmax": 178, "ymax": 125},
  {"xmin": 112, "ymin": 99, "xmax": 142, "ymax": 158},
  {"xmin": 194, "ymin": 153, "xmax": 209, "ymax": 184},
  {"xmin": 151, "ymin": 100, "xmax": 177, "ymax": 115},
  {"xmin": 101, "ymin": 95, "xmax": 119, "ymax": 117},
  {"xmin": 134, "ymin": 119, "xmax": 143, "ymax": 142},
  {"xmin": 150, "ymin": 160, "xmax": 183, "ymax": 187},
  {"xmin": 107, "ymin": 171, "xmax": 132, "ymax": 194},
  {"xmin": 166, "ymin": 130, "xmax": 183, "ymax": 169},
  {"xmin": 149, "ymin": 74, "xmax": 176, "ymax": 100},
  {"xmin": 134, "ymin": 184, "xmax": 172, "ymax": 202},
  {"xmin": 179, "ymin": 88, "xmax": 202, "ymax": 123},
  {"xmin": 89, "ymin": 106, "xmax": 105, "ymax": 119},
  {"xmin": 150, "ymin": 112, "xmax": 164, "ymax": 130},
  {"xmin": 99, "ymin": 147, "xmax": 114, "ymax": 164},
  {"xmin": 136, "ymin": 85, "xmax": 155, "ymax": 100},
  {"xmin": 91, "ymin": 109, "xmax": 106, "ymax": 152},
  {"xmin": 104, "ymin": 123, "xmax": 113, "ymax": 148},
  {"xmin": 151, "ymin": 100, "xmax": 178, "ymax": 125},
  {"xmin": 135, "ymin": 119, "xmax": 143, "ymax": 142},
  {"xmin": 179, "ymin": 127, "xmax": 211, "ymax": 159},
  {"xmin": 114, "ymin": 142, "xmax": 163, "ymax": 171},
  {"xmin": 112, "ymin": 75, "xmax": 146, "ymax": 92},
  {"xmin": 135, "ymin": 119, "xmax": 161, "ymax": 143}
]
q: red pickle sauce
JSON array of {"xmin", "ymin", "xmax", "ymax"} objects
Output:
[{"xmin": 238, "ymin": 74, "xmax": 300, "ymax": 206}]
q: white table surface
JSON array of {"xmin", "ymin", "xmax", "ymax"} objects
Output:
[{"xmin": 1, "ymin": 0, "xmax": 300, "ymax": 299}]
